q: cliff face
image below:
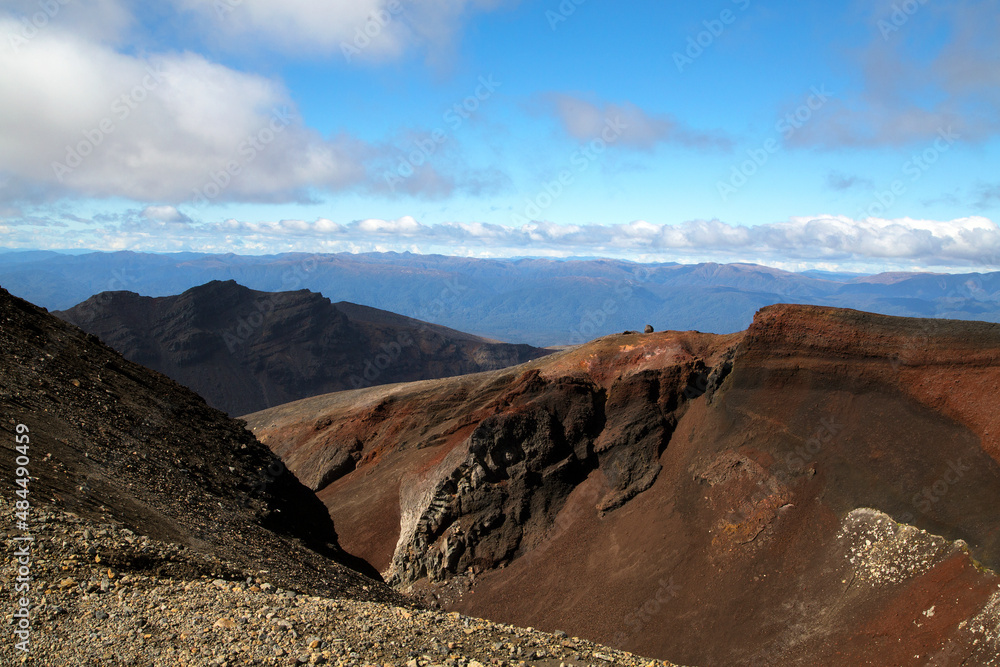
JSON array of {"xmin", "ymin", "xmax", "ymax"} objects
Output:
[
  {"xmin": 245, "ymin": 329, "xmax": 735, "ymax": 579},
  {"xmin": 0, "ymin": 285, "xmax": 400, "ymax": 604},
  {"xmin": 246, "ymin": 304, "xmax": 1000, "ymax": 665},
  {"xmin": 55, "ymin": 280, "xmax": 550, "ymax": 416}
]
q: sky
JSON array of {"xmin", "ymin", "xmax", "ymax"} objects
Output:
[{"xmin": 1, "ymin": 0, "xmax": 999, "ymax": 272}]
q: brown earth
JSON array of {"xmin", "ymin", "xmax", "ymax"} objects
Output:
[
  {"xmin": 246, "ymin": 304, "xmax": 1000, "ymax": 666},
  {"xmin": 55, "ymin": 280, "xmax": 550, "ymax": 416}
]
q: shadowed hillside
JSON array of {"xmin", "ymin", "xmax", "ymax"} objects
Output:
[
  {"xmin": 55, "ymin": 280, "xmax": 550, "ymax": 415},
  {"xmin": 0, "ymin": 285, "xmax": 399, "ymax": 602}
]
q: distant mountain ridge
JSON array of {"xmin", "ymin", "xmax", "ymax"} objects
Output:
[
  {"xmin": 55, "ymin": 280, "xmax": 549, "ymax": 415},
  {"xmin": 3, "ymin": 249, "xmax": 1000, "ymax": 345}
]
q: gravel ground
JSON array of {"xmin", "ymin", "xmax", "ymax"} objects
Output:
[{"xmin": 1, "ymin": 496, "xmax": 682, "ymax": 667}]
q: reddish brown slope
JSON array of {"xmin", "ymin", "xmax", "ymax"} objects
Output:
[
  {"xmin": 245, "ymin": 305, "xmax": 1000, "ymax": 666},
  {"xmin": 246, "ymin": 330, "xmax": 736, "ymax": 572}
]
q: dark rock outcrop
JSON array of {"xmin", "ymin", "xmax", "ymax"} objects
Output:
[{"xmin": 245, "ymin": 330, "xmax": 732, "ymax": 587}]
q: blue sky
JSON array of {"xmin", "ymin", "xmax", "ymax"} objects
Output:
[{"xmin": 1, "ymin": 0, "xmax": 999, "ymax": 272}]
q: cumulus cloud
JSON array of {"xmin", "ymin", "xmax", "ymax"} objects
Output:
[
  {"xmin": 544, "ymin": 94, "xmax": 732, "ymax": 151},
  {"xmin": 357, "ymin": 215, "xmax": 424, "ymax": 234},
  {"xmin": 10, "ymin": 212, "xmax": 998, "ymax": 269},
  {"xmin": 141, "ymin": 205, "xmax": 191, "ymax": 223},
  {"xmin": 0, "ymin": 1, "xmax": 511, "ymax": 205},
  {"xmin": 0, "ymin": 22, "xmax": 376, "ymax": 203},
  {"xmin": 315, "ymin": 218, "xmax": 347, "ymax": 233}
]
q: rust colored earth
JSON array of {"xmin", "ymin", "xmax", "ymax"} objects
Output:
[{"xmin": 246, "ymin": 305, "xmax": 1000, "ymax": 666}]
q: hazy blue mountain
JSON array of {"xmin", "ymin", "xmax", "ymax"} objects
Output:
[{"xmin": 2, "ymin": 250, "xmax": 999, "ymax": 346}]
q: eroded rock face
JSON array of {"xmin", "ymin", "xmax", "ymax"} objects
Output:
[
  {"xmin": 245, "ymin": 332, "xmax": 732, "ymax": 587},
  {"xmin": 385, "ymin": 365, "xmax": 708, "ymax": 586}
]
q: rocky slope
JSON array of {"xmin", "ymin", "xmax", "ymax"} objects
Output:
[
  {"xmin": 0, "ymin": 495, "xmax": 681, "ymax": 666},
  {"xmin": 246, "ymin": 305, "xmax": 1000, "ymax": 666},
  {"xmin": 0, "ymin": 285, "xmax": 675, "ymax": 666},
  {"xmin": 0, "ymin": 285, "xmax": 395, "ymax": 603},
  {"xmin": 55, "ymin": 280, "xmax": 549, "ymax": 416}
]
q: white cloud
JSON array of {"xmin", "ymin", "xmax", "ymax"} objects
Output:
[
  {"xmin": 239, "ymin": 214, "xmax": 1000, "ymax": 267},
  {"xmin": 1, "ymin": 2, "xmax": 512, "ymax": 205},
  {"xmin": 315, "ymin": 218, "xmax": 346, "ymax": 233},
  {"xmin": 279, "ymin": 219, "xmax": 310, "ymax": 231},
  {"xmin": 6, "ymin": 213, "xmax": 999, "ymax": 270},
  {"xmin": 0, "ymin": 21, "xmax": 377, "ymax": 203},
  {"xmin": 357, "ymin": 215, "xmax": 423, "ymax": 234},
  {"xmin": 171, "ymin": 0, "xmax": 406, "ymax": 59},
  {"xmin": 141, "ymin": 205, "xmax": 191, "ymax": 223}
]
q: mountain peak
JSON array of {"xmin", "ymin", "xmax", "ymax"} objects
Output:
[{"xmin": 56, "ymin": 281, "xmax": 550, "ymax": 415}]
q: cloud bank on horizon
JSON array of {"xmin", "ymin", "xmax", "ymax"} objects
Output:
[
  {"xmin": 20, "ymin": 209, "xmax": 992, "ymax": 273},
  {"xmin": 1, "ymin": 0, "xmax": 999, "ymax": 271}
]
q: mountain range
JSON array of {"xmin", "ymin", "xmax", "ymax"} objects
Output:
[{"xmin": 3, "ymin": 250, "xmax": 1000, "ymax": 345}]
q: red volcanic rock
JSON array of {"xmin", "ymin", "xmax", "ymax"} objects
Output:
[{"xmin": 245, "ymin": 305, "xmax": 1000, "ymax": 666}]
